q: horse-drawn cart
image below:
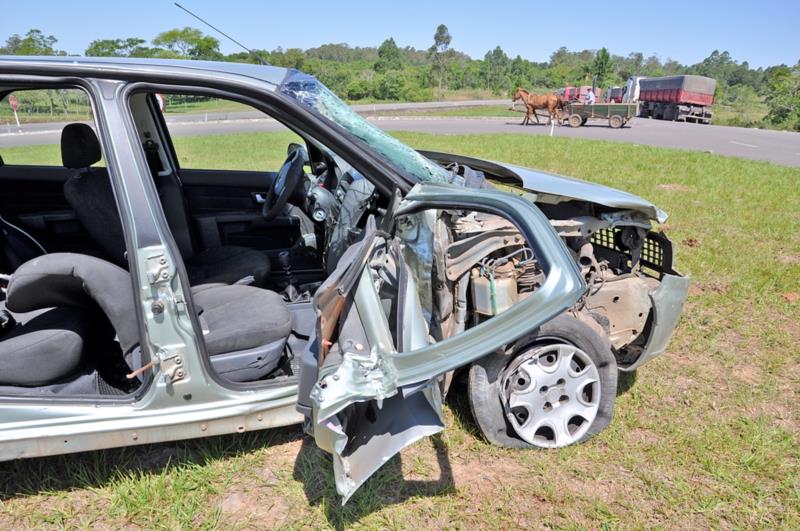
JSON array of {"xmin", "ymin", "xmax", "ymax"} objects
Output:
[{"xmin": 563, "ymin": 102, "xmax": 638, "ymax": 128}]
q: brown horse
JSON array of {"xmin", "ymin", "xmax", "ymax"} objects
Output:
[{"xmin": 512, "ymin": 87, "xmax": 565, "ymax": 126}]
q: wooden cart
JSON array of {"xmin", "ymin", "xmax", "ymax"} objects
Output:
[{"xmin": 563, "ymin": 102, "xmax": 638, "ymax": 128}]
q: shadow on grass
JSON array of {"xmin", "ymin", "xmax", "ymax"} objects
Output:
[
  {"xmin": 1, "ymin": 417, "xmax": 456, "ymax": 529},
  {"xmin": 617, "ymin": 369, "xmax": 638, "ymax": 395},
  {"xmin": 0, "ymin": 425, "xmax": 304, "ymax": 502}
]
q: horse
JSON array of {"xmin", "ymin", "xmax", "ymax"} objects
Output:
[{"xmin": 512, "ymin": 87, "xmax": 565, "ymax": 126}]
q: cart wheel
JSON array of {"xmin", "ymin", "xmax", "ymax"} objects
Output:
[
  {"xmin": 569, "ymin": 114, "xmax": 583, "ymax": 128},
  {"xmin": 609, "ymin": 115, "xmax": 623, "ymax": 129}
]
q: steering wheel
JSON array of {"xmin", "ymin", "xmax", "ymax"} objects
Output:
[{"xmin": 262, "ymin": 147, "xmax": 306, "ymax": 221}]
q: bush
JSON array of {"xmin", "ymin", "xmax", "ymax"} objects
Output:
[
  {"xmin": 345, "ymin": 79, "xmax": 371, "ymax": 100},
  {"xmin": 373, "ymin": 71, "xmax": 406, "ymax": 100},
  {"xmin": 402, "ymin": 84, "xmax": 434, "ymax": 102}
]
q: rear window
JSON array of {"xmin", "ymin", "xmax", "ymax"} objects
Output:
[{"xmin": 0, "ymin": 88, "xmax": 103, "ymax": 167}]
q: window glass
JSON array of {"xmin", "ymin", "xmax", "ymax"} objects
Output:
[
  {"xmin": 159, "ymin": 95, "xmax": 303, "ymax": 171},
  {"xmin": 0, "ymin": 88, "xmax": 102, "ymax": 166}
]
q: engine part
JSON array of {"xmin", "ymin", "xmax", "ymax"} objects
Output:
[{"xmin": 470, "ymin": 265, "xmax": 518, "ymax": 316}]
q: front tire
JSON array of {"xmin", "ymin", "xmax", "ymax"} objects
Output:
[{"xmin": 468, "ymin": 314, "xmax": 617, "ymax": 449}]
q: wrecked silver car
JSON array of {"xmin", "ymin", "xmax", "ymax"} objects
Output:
[{"xmin": 0, "ymin": 57, "xmax": 688, "ymax": 502}]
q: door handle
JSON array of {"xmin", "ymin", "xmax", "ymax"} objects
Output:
[{"xmin": 251, "ymin": 192, "xmax": 267, "ymax": 204}]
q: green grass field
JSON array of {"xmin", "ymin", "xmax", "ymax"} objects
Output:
[{"xmin": 0, "ymin": 132, "xmax": 798, "ymax": 529}]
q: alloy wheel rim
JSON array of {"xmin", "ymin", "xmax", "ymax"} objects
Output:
[{"xmin": 501, "ymin": 343, "xmax": 600, "ymax": 448}]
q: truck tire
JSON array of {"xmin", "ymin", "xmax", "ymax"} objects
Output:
[
  {"xmin": 609, "ymin": 115, "xmax": 624, "ymax": 129},
  {"xmin": 468, "ymin": 314, "xmax": 618, "ymax": 449},
  {"xmin": 568, "ymin": 114, "xmax": 583, "ymax": 128}
]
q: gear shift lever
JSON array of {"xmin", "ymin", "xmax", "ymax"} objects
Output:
[{"xmin": 278, "ymin": 251, "xmax": 298, "ymax": 301}]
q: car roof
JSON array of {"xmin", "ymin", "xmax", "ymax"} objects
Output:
[{"xmin": 0, "ymin": 55, "xmax": 290, "ymax": 87}]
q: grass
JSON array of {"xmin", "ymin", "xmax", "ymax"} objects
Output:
[
  {"xmin": 0, "ymin": 132, "xmax": 799, "ymax": 529},
  {"xmin": 713, "ymin": 100, "xmax": 769, "ymax": 128}
]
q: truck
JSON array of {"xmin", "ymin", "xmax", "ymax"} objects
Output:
[
  {"xmin": 623, "ymin": 75, "xmax": 716, "ymax": 124},
  {"xmin": 557, "ymin": 85, "xmax": 599, "ymax": 102},
  {"xmin": 605, "ymin": 86, "xmax": 623, "ymax": 103}
]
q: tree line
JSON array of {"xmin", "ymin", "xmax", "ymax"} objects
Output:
[{"xmin": 2, "ymin": 26, "xmax": 798, "ymax": 130}]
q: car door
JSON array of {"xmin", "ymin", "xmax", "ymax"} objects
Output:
[{"xmin": 300, "ymin": 183, "xmax": 586, "ymax": 501}]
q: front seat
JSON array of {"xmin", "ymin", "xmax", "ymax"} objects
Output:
[
  {"xmin": 5, "ymin": 253, "xmax": 292, "ymax": 383},
  {"xmin": 60, "ymin": 123, "xmax": 272, "ymax": 286}
]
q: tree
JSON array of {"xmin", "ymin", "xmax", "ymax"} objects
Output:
[
  {"xmin": 85, "ymin": 38, "xmax": 148, "ymax": 57},
  {"xmin": 592, "ymin": 47, "xmax": 613, "ymax": 87},
  {"xmin": 483, "ymin": 46, "xmax": 509, "ymax": 93},
  {"xmin": 152, "ymin": 27, "xmax": 221, "ymax": 60},
  {"xmin": 764, "ymin": 61, "xmax": 800, "ymax": 130},
  {"xmin": 428, "ymin": 24, "xmax": 452, "ymax": 97},
  {"xmin": 0, "ymin": 29, "xmax": 63, "ymax": 55},
  {"xmin": 375, "ymin": 38, "xmax": 403, "ymax": 73}
]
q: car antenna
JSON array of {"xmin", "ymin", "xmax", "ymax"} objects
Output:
[{"xmin": 174, "ymin": 2, "xmax": 271, "ymax": 66}]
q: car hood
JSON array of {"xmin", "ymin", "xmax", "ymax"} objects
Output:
[{"xmin": 419, "ymin": 150, "xmax": 668, "ymax": 223}]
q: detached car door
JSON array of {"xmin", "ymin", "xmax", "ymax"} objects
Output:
[{"xmin": 300, "ymin": 183, "xmax": 586, "ymax": 501}]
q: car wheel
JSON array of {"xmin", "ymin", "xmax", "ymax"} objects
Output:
[{"xmin": 468, "ymin": 314, "xmax": 617, "ymax": 449}]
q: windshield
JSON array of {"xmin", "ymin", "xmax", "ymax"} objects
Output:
[{"xmin": 279, "ymin": 70, "xmax": 451, "ymax": 184}]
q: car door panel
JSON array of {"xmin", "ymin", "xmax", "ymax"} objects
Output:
[
  {"xmin": 179, "ymin": 168, "xmax": 303, "ymax": 252},
  {"xmin": 304, "ymin": 183, "xmax": 587, "ymax": 501}
]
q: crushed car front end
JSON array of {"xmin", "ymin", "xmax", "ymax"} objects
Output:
[{"xmin": 421, "ymin": 151, "xmax": 690, "ymax": 371}]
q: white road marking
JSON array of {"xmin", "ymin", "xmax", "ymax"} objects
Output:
[{"xmin": 730, "ymin": 140, "xmax": 759, "ymax": 148}]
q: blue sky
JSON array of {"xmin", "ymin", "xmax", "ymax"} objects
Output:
[{"xmin": 1, "ymin": 0, "xmax": 798, "ymax": 67}]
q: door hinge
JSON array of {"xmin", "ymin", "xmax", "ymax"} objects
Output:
[
  {"xmin": 158, "ymin": 347, "xmax": 186, "ymax": 383},
  {"xmin": 145, "ymin": 252, "xmax": 171, "ymax": 285}
]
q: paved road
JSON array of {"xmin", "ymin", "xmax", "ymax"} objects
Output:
[{"xmin": 2, "ymin": 102, "xmax": 798, "ymax": 167}]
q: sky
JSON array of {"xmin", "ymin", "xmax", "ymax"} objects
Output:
[{"xmin": 1, "ymin": 0, "xmax": 798, "ymax": 68}]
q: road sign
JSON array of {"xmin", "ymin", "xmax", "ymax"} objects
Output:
[{"xmin": 8, "ymin": 94, "xmax": 21, "ymax": 132}]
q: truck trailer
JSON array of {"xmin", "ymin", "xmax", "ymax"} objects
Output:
[{"xmin": 633, "ymin": 75, "xmax": 716, "ymax": 124}]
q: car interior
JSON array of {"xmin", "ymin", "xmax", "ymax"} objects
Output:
[{"xmin": 0, "ymin": 85, "xmax": 390, "ymax": 397}]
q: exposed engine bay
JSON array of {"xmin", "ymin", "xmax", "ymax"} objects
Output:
[
  {"xmin": 281, "ymin": 147, "xmax": 677, "ymax": 372},
  {"xmin": 388, "ymin": 207, "xmax": 672, "ymax": 371}
]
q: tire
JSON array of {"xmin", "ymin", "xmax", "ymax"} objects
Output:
[
  {"xmin": 609, "ymin": 115, "xmax": 623, "ymax": 129},
  {"xmin": 468, "ymin": 314, "xmax": 617, "ymax": 449},
  {"xmin": 568, "ymin": 114, "xmax": 583, "ymax": 128}
]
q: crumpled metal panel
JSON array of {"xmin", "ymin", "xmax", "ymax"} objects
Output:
[{"xmin": 309, "ymin": 183, "xmax": 587, "ymax": 501}]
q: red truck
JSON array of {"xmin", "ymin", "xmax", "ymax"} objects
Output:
[{"xmin": 634, "ymin": 75, "xmax": 716, "ymax": 124}]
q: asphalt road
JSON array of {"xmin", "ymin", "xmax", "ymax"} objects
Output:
[{"xmin": 2, "ymin": 102, "xmax": 798, "ymax": 167}]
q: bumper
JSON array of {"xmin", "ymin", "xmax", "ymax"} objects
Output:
[{"xmin": 620, "ymin": 272, "xmax": 690, "ymax": 372}]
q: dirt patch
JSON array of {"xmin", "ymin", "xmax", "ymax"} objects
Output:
[
  {"xmin": 778, "ymin": 254, "xmax": 800, "ymax": 265},
  {"xmin": 657, "ymin": 183, "xmax": 694, "ymax": 192},
  {"xmin": 782, "ymin": 292, "xmax": 799, "ymax": 303},
  {"xmin": 218, "ymin": 488, "xmax": 291, "ymax": 529},
  {"xmin": 681, "ymin": 238, "xmax": 701, "ymax": 248},
  {"xmin": 689, "ymin": 281, "xmax": 730, "ymax": 296}
]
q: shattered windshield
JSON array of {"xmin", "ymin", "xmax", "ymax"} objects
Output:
[{"xmin": 279, "ymin": 71, "xmax": 451, "ymax": 184}]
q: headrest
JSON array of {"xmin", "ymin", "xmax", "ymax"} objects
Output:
[
  {"xmin": 61, "ymin": 123, "xmax": 101, "ymax": 169},
  {"xmin": 6, "ymin": 253, "xmax": 138, "ymax": 353}
]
